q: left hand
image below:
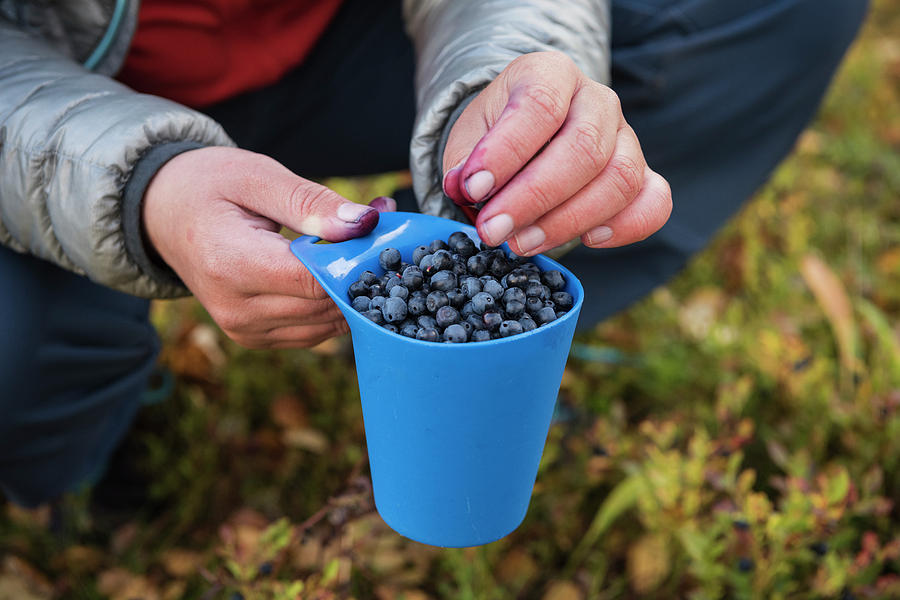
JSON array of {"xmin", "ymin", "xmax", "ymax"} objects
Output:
[{"xmin": 442, "ymin": 51, "xmax": 672, "ymax": 256}]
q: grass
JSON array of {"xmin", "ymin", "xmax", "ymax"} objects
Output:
[{"xmin": 2, "ymin": 1, "xmax": 899, "ymax": 598}]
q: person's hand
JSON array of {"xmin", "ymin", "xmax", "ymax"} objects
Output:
[
  {"xmin": 442, "ymin": 51, "xmax": 672, "ymax": 256},
  {"xmin": 142, "ymin": 147, "xmax": 395, "ymax": 349}
]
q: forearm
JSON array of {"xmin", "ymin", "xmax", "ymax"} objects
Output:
[
  {"xmin": 403, "ymin": 0, "xmax": 611, "ymax": 218},
  {"xmin": 0, "ymin": 20, "xmax": 234, "ymax": 298}
]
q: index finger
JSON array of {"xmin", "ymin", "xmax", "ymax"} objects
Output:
[
  {"xmin": 229, "ymin": 227, "xmax": 330, "ymax": 299},
  {"xmin": 457, "ymin": 53, "xmax": 578, "ymax": 205}
]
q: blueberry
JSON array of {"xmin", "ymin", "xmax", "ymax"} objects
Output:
[
  {"xmin": 506, "ymin": 269, "xmax": 529, "ymax": 289},
  {"xmin": 519, "ymin": 316, "xmax": 537, "ymax": 332},
  {"xmin": 810, "ymin": 542, "xmax": 828, "ymax": 556},
  {"xmin": 483, "ymin": 279, "xmax": 504, "ymax": 300},
  {"xmin": 508, "ymin": 251, "xmax": 528, "ymax": 265},
  {"xmin": 448, "ymin": 231, "xmax": 469, "ymax": 247},
  {"xmin": 555, "ymin": 310, "xmax": 567, "ymax": 319},
  {"xmin": 382, "ymin": 323, "xmax": 399, "ymax": 334},
  {"xmin": 466, "ymin": 254, "xmax": 489, "ymax": 277},
  {"xmin": 525, "ymin": 280, "xmax": 544, "ymax": 298},
  {"xmin": 542, "ymin": 270, "xmax": 566, "ymax": 291},
  {"xmin": 430, "ymin": 270, "xmax": 457, "ymax": 292},
  {"xmin": 420, "ymin": 254, "xmax": 435, "ymax": 275},
  {"xmin": 359, "ymin": 270, "xmax": 379, "ymax": 286},
  {"xmin": 482, "ymin": 312, "xmax": 502, "ymax": 331},
  {"xmin": 732, "ymin": 519, "xmax": 750, "ymax": 531},
  {"xmin": 452, "ymin": 260, "xmax": 468, "ymax": 277},
  {"xmin": 453, "ymin": 237, "xmax": 477, "ymax": 259},
  {"xmin": 351, "ymin": 296, "xmax": 371, "ymax": 312},
  {"xmin": 544, "ymin": 299, "xmax": 556, "ymax": 310},
  {"xmin": 426, "ymin": 290, "xmax": 449, "ymax": 312},
  {"xmin": 430, "ymin": 239, "xmax": 449, "ymax": 252},
  {"xmin": 412, "ymin": 246, "xmax": 430, "ymax": 266},
  {"xmin": 471, "ymin": 292, "xmax": 496, "ymax": 315},
  {"xmin": 535, "ymin": 306, "xmax": 557, "ymax": 325},
  {"xmin": 502, "ymin": 287, "xmax": 526, "ymax": 305},
  {"xmin": 446, "ymin": 289, "xmax": 466, "ymax": 309},
  {"xmin": 407, "ymin": 295, "xmax": 427, "ymax": 316},
  {"xmin": 460, "ymin": 320, "xmax": 474, "ymax": 335},
  {"xmin": 443, "ymin": 323, "xmax": 468, "ymax": 343},
  {"xmin": 384, "ymin": 275, "xmax": 402, "ymax": 293},
  {"xmin": 417, "ymin": 315, "xmax": 438, "ymax": 330},
  {"xmin": 416, "ymin": 327, "xmax": 440, "ymax": 342},
  {"xmin": 505, "ymin": 300, "xmax": 525, "ymax": 318},
  {"xmin": 460, "ymin": 301, "xmax": 476, "ymax": 319},
  {"xmin": 551, "ymin": 291, "xmax": 574, "ymax": 311},
  {"xmin": 737, "ymin": 557, "xmax": 754, "ymax": 572},
  {"xmin": 389, "ymin": 285, "xmax": 409, "ymax": 300},
  {"xmin": 435, "ymin": 305, "xmax": 461, "ymax": 328},
  {"xmin": 364, "ymin": 309, "xmax": 384, "ymax": 325},
  {"xmin": 525, "ymin": 296, "xmax": 543, "ymax": 314},
  {"xmin": 368, "ymin": 284, "xmax": 385, "ymax": 299},
  {"xmin": 490, "ymin": 255, "xmax": 513, "ymax": 278},
  {"xmin": 499, "ymin": 320, "xmax": 524, "ymax": 337},
  {"xmin": 379, "ymin": 248, "xmax": 401, "ymax": 271},
  {"xmin": 382, "ymin": 297, "xmax": 408, "ymax": 323},
  {"xmin": 460, "ymin": 277, "xmax": 483, "ymax": 299},
  {"xmin": 348, "ymin": 281, "xmax": 369, "ymax": 298},
  {"xmin": 466, "ymin": 314, "xmax": 485, "ymax": 331},
  {"xmin": 402, "ymin": 266, "xmax": 424, "ymax": 289},
  {"xmin": 431, "ymin": 249, "xmax": 454, "ymax": 272},
  {"xmin": 400, "ymin": 323, "xmax": 419, "ymax": 338},
  {"xmin": 371, "ymin": 296, "xmax": 386, "ymax": 311},
  {"xmin": 471, "ymin": 329, "xmax": 492, "ymax": 342}
]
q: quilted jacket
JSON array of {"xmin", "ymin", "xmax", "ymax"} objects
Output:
[{"xmin": 0, "ymin": 0, "xmax": 609, "ymax": 297}]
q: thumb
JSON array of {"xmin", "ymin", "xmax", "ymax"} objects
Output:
[
  {"xmin": 441, "ymin": 97, "xmax": 490, "ymax": 206},
  {"xmin": 230, "ymin": 152, "xmax": 380, "ymax": 242}
]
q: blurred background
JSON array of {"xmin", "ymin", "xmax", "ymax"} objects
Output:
[{"xmin": 2, "ymin": 1, "xmax": 899, "ymax": 599}]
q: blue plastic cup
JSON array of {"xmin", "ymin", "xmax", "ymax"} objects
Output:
[{"xmin": 291, "ymin": 212, "xmax": 583, "ymax": 547}]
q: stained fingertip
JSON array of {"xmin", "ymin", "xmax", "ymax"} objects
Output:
[{"xmin": 369, "ymin": 196, "xmax": 397, "ymax": 213}]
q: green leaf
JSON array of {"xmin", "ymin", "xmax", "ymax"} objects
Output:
[
  {"xmin": 566, "ymin": 473, "xmax": 644, "ymax": 572},
  {"xmin": 827, "ymin": 468, "xmax": 850, "ymax": 505}
]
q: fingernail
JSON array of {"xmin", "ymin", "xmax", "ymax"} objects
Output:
[
  {"xmin": 585, "ymin": 225, "xmax": 613, "ymax": 246},
  {"xmin": 464, "ymin": 170, "xmax": 495, "ymax": 202},
  {"xmin": 369, "ymin": 196, "xmax": 397, "ymax": 212},
  {"xmin": 481, "ymin": 213, "xmax": 514, "ymax": 245},
  {"xmin": 337, "ymin": 202, "xmax": 375, "ymax": 223},
  {"xmin": 443, "ymin": 161, "xmax": 464, "ymax": 191},
  {"xmin": 515, "ymin": 225, "xmax": 546, "ymax": 255}
]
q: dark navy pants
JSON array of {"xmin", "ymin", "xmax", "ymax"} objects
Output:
[{"xmin": 0, "ymin": 0, "xmax": 868, "ymax": 505}]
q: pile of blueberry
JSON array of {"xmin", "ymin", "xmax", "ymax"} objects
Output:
[{"xmin": 347, "ymin": 231, "xmax": 573, "ymax": 343}]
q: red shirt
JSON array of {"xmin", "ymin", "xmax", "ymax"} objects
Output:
[{"xmin": 117, "ymin": 0, "xmax": 344, "ymax": 107}]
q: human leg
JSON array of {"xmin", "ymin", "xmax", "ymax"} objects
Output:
[{"xmin": 0, "ymin": 245, "xmax": 160, "ymax": 507}]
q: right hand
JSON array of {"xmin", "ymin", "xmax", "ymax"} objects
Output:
[{"xmin": 142, "ymin": 146, "xmax": 395, "ymax": 349}]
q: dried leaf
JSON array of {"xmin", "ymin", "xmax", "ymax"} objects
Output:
[
  {"xmin": 52, "ymin": 545, "xmax": 104, "ymax": 574},
  {"xmin": 0, "ymin": 557, "xmax": 53, "ymax": 600},
  {"xmin": 543, "ymin": 580, "xmax": 583, "ymax": 600},
  {"xmin": 160, "ymin": 548, "xmax": 203, "ymax": 578},
  {"xmin": 800, "ymin": 254, "xmax": 859, "ymax": 372},
  {"xmin": 98, "ymin": 568, "xmax": 161, "ymax": 600},
  {"xmin": 270, "ymin": 395, "xmax": 309, "ymax": 429},
  {"xmin": 678, "ymin": 287, "xmax": 726, "ymax": 340},
  {"xmin": 283, "ymin": 428, "xmax": 329, "ymax": 453},
  {"xmin": 497, "ymin": 548, "xmax": 538, "ymax": 586},
  {"xmin": 627, "ymin": 533, "xmax": 671, "ymax": 594}
]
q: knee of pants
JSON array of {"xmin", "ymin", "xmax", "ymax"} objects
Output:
[{"xmin": 0, "ymin": 246, "xmax": 160, "ymax": 506}]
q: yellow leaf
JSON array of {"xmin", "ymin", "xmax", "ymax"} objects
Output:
[
  {"xmin": 283, "ymin": 428, "xmax": 329, "ymax": 453},
  {"xmin": 97, "ymin": 568, "xmax": 161, "ymax": 600}
]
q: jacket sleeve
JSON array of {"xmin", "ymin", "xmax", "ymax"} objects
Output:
[
  {"xmin": 0, "ymin": 18, "xmax": 235, "ymax": 298},
  {"xmin": 404, "ymin": 0, "xmax": 610, "ymax": 222}
]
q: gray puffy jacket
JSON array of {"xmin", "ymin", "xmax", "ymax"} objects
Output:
[{"xmin": 0, "ymin": 0, "xmax": 608, "ymax": 298}]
